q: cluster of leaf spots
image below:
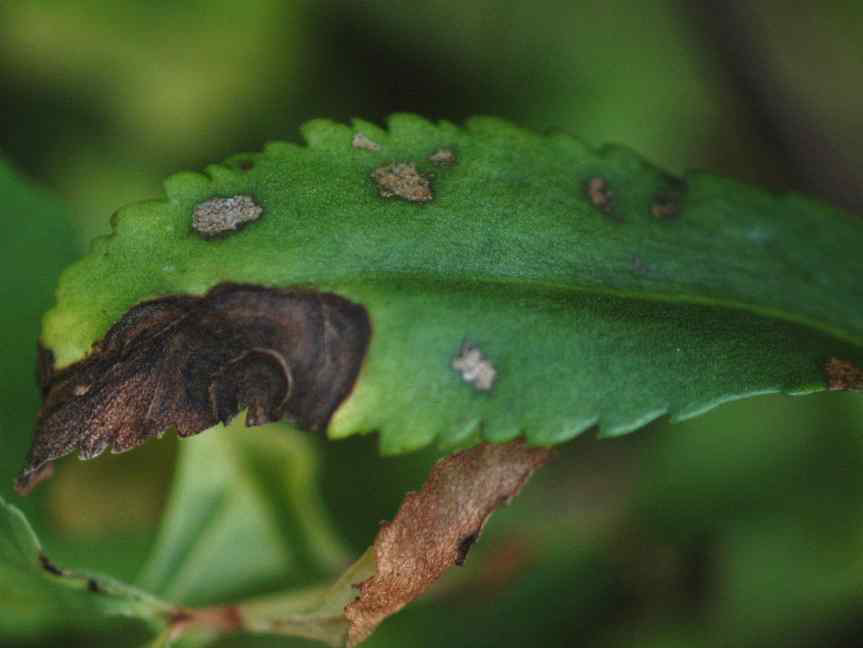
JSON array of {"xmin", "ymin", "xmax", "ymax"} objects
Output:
[{"xmin": 25, "ymin": 113, "xmax": 863, "ymax": 474}]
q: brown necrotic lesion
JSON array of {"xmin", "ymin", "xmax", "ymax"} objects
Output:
[{"xmin": 16, "ymin": 284, "xmax": 371, "ymax": 494}]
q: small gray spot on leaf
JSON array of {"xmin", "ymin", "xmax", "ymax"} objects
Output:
[
  {"xmin": 193, "ymin": 195, "xmax": 263, "ymax": 238},
  {"xmin": 352, "ymin": 133, "xmax": 380, "ymax": 151},
  {"xmin": 452, "ymin": 343, "xmax": 497, "ymax": 391}
]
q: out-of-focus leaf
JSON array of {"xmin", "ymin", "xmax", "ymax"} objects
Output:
[
  {"xmin": 0, "ymin": 0, "xmax": 303, "ymax": 159},
  {"xmin": 3, "ymin": 418, "xmax": 353, "ymax": 645},
  {"xmin": 28, "ymin": 115, "xmax": 862, "ymax": 468},
  {"xmin": 339, "ymin": 0, "xmax": 741, "ymax": 174},
  {"xmin": 0, "ymin": 496, "xmax": 169, "ymax": 639},
  {"xmin": 136, "ymin": 420, "xmax": 349, "ymax": 606},
  {"xmin": 233, "ymin": 549, "xmax": 377, "ymax": 648},
  {"xmin": 0, "ymin": 158, "xmax": 77, "ymax": 514},
  {"xmin": 0, "ymin": 0, "xmax": 306, "ymax": 245},
  {"xmin": 0, "ymin": 157, "xmax": 164, "ymax": 584}
]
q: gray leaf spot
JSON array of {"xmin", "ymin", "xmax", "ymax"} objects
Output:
[
  {"xmin": 452, "ymin": 342, "xmax": 497, "ymax": 391},
  {"xmin": 352, "ymin": 133, "xmax": 381, "ymax": 151},
  {"xmin": 428, "ymin": 148, "xmax": 456, "ymax": 165},
  {"xmin": 193, "ymin": 195, "xmax": 263, "ymax": 238}
]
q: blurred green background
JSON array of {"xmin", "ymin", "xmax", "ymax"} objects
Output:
[{"xmin": 1, "ymin": 1, "xmax": 862, "ymax": 646}]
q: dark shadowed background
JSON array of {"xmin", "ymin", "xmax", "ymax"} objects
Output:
[{"xmin": 1, "ymin": 2, "xmax": 862, "ymax": 647}]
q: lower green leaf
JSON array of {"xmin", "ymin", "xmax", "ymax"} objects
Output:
[
  {"xmin": 136, "ymin": 418, "xmax": 350, "ymax": 606},
  {"xmin": 0, "ymin": 495, "xmax": 170, "ymax": 639}
]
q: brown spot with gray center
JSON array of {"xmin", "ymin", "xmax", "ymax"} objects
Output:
[
  {"xmin": 428, "ymin": 148, "xmax": 456, "ymax": 166},
  {"xmin": 192, "ymin": 195, "xmax": 263, "ymax": 238},
  {"xmin": 352, "ymin": 133, "xmax": 380, "ymax": 151},
  {"xmin": 585, "ymin": 177, "xmax": 615, "ymax": 218},
  {"xmin": 372, "ymin": 163, "xmax": 433, "ymax": 203},
  {"xmin": 825, "ymin": 357, "xmax": 863, "ymax": 391},
  {"xmin": 16, "ymin": 284, "xmax": 371, "ymax": 494}
]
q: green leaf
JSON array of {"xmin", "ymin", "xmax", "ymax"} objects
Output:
[
  {"xmin": 2, "ymin": 419, "xmax": 353, "ymax": 646},
  {"xmin": 0, "ymin": 495, "xmax": 169, "ymax": 638},
  {"xmin": 232, "ymin": 548, "xmax": 377, "ymax": 647},
  {"xmin": 0, "ymin": 159, "xmax": 78, "ymax": 502},
  {"xmin": 36, "ymin": 115, "xmax": 863, "ymax": 457},
  {"xmin": 136, "ymin": 419, "xmax": 349, "ymax": 606}
]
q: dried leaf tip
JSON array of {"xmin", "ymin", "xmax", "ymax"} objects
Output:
[
  {"xmin": 825, "ymin": 357, "xmax": 863, "ymax": 391},
  {"xmin": 17, "ymin": 284, "xmax": 371, "ymax": 493},
  {"xmin": 193, "ymin": 195, "xmax": 263, "ymax": 237},
  {"xmin": 344, "ymin": 441, "xmax": 552, "ymax": 646},
  {"xmin": 15, "ymin": 463, "xmax": 54, "ymax": 496}
]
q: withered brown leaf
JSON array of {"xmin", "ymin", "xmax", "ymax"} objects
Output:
[
  {"xmin": 16, "ymin": 283, "xmax": 370, "ymax": 494},
  {"xmin": 344, "ymin": 441, "xmax": 551, "ymax": 646}
]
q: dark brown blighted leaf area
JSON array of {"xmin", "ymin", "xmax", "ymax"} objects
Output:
[
  {"xmin": 16, "ymin": 284, "xmax": 371, "ymax": 494},
  {"xmin": 825, "ymin": 357, "xmax": 863, "ymax": 391},
  {"xmin": 344, "ymin": 441, "xmax": 551, "ymax": 646}
]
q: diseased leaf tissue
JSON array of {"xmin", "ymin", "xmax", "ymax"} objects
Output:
[
  {"xmin": 18, "ymin": 284, "xmax": 370, "ymax": 493},
  {"xmin": 16, "ymin": 114, "xmax": 863, "ymax": 493},
  {"xmin": 8, "ymin": 114, "xmax": 863, "ymax": 647},
  {"xmin": 345, "ymin": 441, "xmax": 551, "ymax": 646}
]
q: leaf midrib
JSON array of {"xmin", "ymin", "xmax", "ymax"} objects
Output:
[{"xmin": 327, "ymin": 271, "xmax": 863, "ymax": 349}]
